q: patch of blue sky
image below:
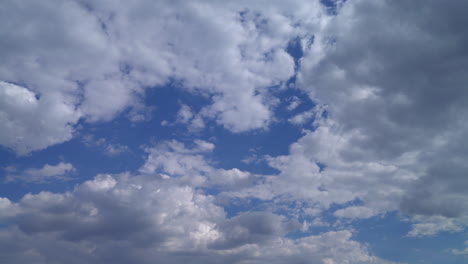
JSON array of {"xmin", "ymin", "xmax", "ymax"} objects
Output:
[
  {"xmin": 320, "ymin": 0, "xmax": 346, "ymax": 15},
  {"xmin": 285, "ymin": 206, "xmax": 467, "ymax": 264},
  {"xmin": 0, "ymin": 79, "xmax": 315, "ymax": 199},
  {"xmin": 353, "ymin": 212, "xmax": 467, "ymax": 264}
]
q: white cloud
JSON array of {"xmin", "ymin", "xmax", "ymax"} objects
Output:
[
  {"xmin": 176, "ymin": 104, "xmax": 194, "ymax": 124},
  {"xmin": 0, "ymin": 81, "xmax": 80, "ymax": 155},
  {"xmin": 226, "ymin": 116, "xmax": 467, "ymax": 234},
  {"xmin": 5, "ymin": 162, "xmax": 76, "ymax": 183},
  {"xmin": 0, "ymin": 172, "xmax": 399, "ymax": 264},
  {"xmin": 407, "ymin": 215, "xmax": 467, "ymax": 237},
  {"xmin": 2, "ymin": 0, "xmax": 467, "ymax": 261},
  {"xmin": 193, "ymin": 139, "xmax": 215, "ymax": 153},
  {"xmin": 82, "ymin": 135, "xmax": 129, "ymax": 156},
  {"xmin": 334, "ymin": 206, "xmax": 377, "ymax": 220},
  {"xmin": 288, "ymin": 109, "xmax": 314, "ymax": 125},
  {"xmin": 286, "ymin": 96, "xmax": 302, "ymax": 111},
  {"xmin": 104, "ymin": 144, "xmax": 129, "ymax": 156},
  {"xmin": 140, "ymin": 139, "xmax": 254, "ymax": 188},
  {"xmin": 0, "ymin": 0, "xmax": 330, "ymax": 154}
]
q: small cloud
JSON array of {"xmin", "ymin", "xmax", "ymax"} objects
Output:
[
  {"xmin": 288, "ymin": 104, "xmax": 328, "ymax": 126},
  {"xmin": 193, "ymin": 139, "xmax": 215, "ymax": 152},
  {"xmin": 333, "ymin": 206, "xmax": 377, "ymax": 219},
  {"xmin": 176, "ymin": 104, "xmax": 194, "ymax": 124},
  {"xmin": 287, "ymin": 96, "xmax": 302, "ymax": 111},
  {"xmin": 82, "ymin": 134, "xmax": 129, "ymax": 156},
  {"xmin": 5, "ymin": 162, "xmax": 76, "ymax": 183},
  {"xmin": 104, "ymin": 143, "xmax": 129, "ymax": 156},
  {"xmin": 451, "ymin": 247, "xmax": 468, "ymax": 256},
  {"xmin": 288, "ymin": 109, "xmax": 315, "ymax": 125}
]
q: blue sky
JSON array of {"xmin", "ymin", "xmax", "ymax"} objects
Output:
[{"xmin": 0, "ymin": 0, "xmax": 467, "ymax": 263}]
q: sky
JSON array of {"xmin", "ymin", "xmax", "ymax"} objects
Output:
[{"xmin": 0, "ymin": 0, "xmax": 467, "ymax": 263}]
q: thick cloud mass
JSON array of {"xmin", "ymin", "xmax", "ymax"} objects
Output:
[
  {"xmin": 0, "ymin": 173, "xmax": 395, "ymax": 264},
  {"xmin": 293, "ymin": 0, "xmax": 468, "ymax": 233}
]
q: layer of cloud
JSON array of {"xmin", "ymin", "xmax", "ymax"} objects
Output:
[
  {"xmin": 4, "ymin": 162, "xmax": 76, "ymax": 183},
  {"xmin": 0, "ymin": 172, "xmax": 397, "ymax": 264}
]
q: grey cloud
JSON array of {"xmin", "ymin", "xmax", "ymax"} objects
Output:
[
  {"xmin": 212, "ymin": 211, "xmax": 300, "ymax": 250},
  {"xmin": 298, "ymin": 0, "xmax": 468, "ymax": 225}
]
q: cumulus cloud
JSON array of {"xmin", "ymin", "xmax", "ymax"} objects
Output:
[
  {"xmin": 0, "ymin": 0, "xmax": 329, "ymax": 154},
  {"xmin": 0, "ymin": 173, "xmax": 398, "ymax": 264},
  {"xmin": 140, "ymin": 139, "xmax": 254, "ymax": 188},
  {"xmin": 4, "ymin": 162, "xmax": 76, "ymax": 183},
  {"xmin": 0, "ymin": 81, "xmax": 80, "ymax": 155}
]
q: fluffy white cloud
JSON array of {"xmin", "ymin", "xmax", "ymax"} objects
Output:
[
  {"xmin": 5, "ymin": 162, "xmax": 76, "ymax": 183},
  {"xmin": 0, "ymin": 172, "xmax": 398, "ymax": 264},
  {"xmin": 140, "ymin": 140, "xmax": 254, "ymax": 188},
  {"xmin": 0, "ymin": 81, "xmax": 80, "ymax": 155},
  {"xmin": 0, "ymin": 0, "xmax": 329, "ymax": 154},
  {"xmin": 225, "ymin": 121, "xmax": 413, "ymax": 216}
]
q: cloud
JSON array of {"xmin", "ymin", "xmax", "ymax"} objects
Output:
[
  {"xmin": 5, "ymin": 162, "xmax": 76, "ymax": 183},
  {"xmin": 220, "ymin": 0, "xmax": 468, "ymax": 228},
  {"xmin": 82, "ymin": 135, "xmax": 129, "ymax": 156},
  {"xmin": 176, "ymin": 104, "xmax": 194, "ymax": 125},
  {"xmin": 451, "ymin": 240, "xmax": 468, "ymax": 256},
  {"xmin": 334, "ymin": 206, "xmax": 377, "ymax": 220},
  {"xmin": 286, "ymin": 96, "xmax": 302, "ymax": 111},
  {"xmin": 288, "ymin": 104, "xmax": 327, "ymax": 126},
  {"xmin": 0, "ymin": 173, "xmax": 398, "ymax": 264},
  {"xmin": 257, "ymin": 0, "xmax": 468, "ymax": 235},
  {"xmin": 140, "ymin": 140, "xmax": 254, "ymax": 188},
  {"xmin": 2, "ymin": 0, "xmax": 467, "ymax": 261},
  {"xmin": 0, "ymin": 0, "xmax": 330, "ymax": 154},
  {"xmin": 407, "ymin": 215, "xmax": 467, "ymax": 237},
  {"xmin": 0, "ymin": 81, "xmax": 80, "ymax": 155}
]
